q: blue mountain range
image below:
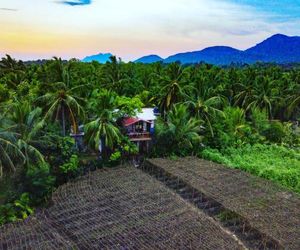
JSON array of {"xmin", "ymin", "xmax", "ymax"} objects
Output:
[
  {"xmin": 82, "ymin": 34, "xmax": 300, "ymax": 65},
  {"xmin": 82, "ymin": 53, "xmax": 112, "ymax": 63},
  {"xmin": 134, "ymin": 55, "xmax": 163, "ymax": 63},
  {"xmin": 137, "ymin": 34, "xmax": 300, "ymax": 65}
]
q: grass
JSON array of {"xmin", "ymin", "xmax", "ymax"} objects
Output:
[{"xmin": 200, "ymin": 144, "xmax": 300, "ymax": 193}]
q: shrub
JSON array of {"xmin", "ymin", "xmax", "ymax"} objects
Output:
[
  {"xmin": 200, "ymin": 148, "xmax": 230, "ymax": 165},
  {"xmin": 0, "ymin": 193, "xmax": 34, "ymax": 226},
  {"xmin": 58, "ymin": 137, "xmax": 77, "ymax": 159},
  {"xmin": 0, "ymin": 203, "xmax": 17, "ymax": 225},
  {"xmin": 262, "ymin": 121, "xmax": 287, "ymax": 143},
  {"xmin": 25, "ymin": 163, "xmax": 55, "ymax": 204},
  {"xmin": 200, "ymin": 144, "xmax": 300, "ymax": 193},
  {"xmin": 109, "ymin": 151, "xmax": 122, "ymax": 166},
  {"xmin": 60, "ymin": 155, "xmax": 79, "ymax": 174},
  {"xmin": 14, "ymin": 193, "xmax": 34, "ymax": 219}
]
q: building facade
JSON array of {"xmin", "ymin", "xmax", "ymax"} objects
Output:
[{"xmin": 122, "ymin": 108, "xmax": 158, "ymax": 153}]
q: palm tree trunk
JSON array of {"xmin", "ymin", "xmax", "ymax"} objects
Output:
[
  {"xmin": 68, "ymin": 107, "xmax": 78, "ymax": 134},
  {"xmin": 101, "ymin": 137, "xmax": 107, "ymax": 160},
  {"xmin": 62, "ymin": 106, "xmax": 66, "ymax": 136}
]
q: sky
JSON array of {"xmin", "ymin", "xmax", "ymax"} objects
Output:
[{"xmin": 0, "ymin": 0, "xmax": 299, "ymax": 61}]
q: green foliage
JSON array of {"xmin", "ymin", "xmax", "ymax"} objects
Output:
[
  {"xmin": 1, "ymin": 55, "xmax": 300, "ymax": 225},
  {"xmin": 200, "ymin": 148, "xmax": 232, "ymax": 165},
  {"xmin": 216, "ymin": 210, "xmax": 239, "ymax": 222},
  {"xmin": 37, "ymin": 66, "xmax": 85, "ymax": 136},
  {"xmin": 208, "ymin": 107, "xmax": 253, "ymax": 148},
  {"xmin": 0, "ymin": 83, "xmax": 10, "ymax": 103},
  {"xmin": 87, "ymin": 89, "xmax": 116, "ymax": 115},
  {"xmin": 0, "ymin": 193, "xmax": 34, "ymax": 226},
  {"xmin": 262, "ymin": 121, "xmax": 291, "ymax": 144},
  {"xmin": 58, "ymin": 137, "xmax": 76, "ymax": 159},
  {"xmin": 200, "ymin": 144, "xmax": 300, "ymax": 193},
  {"xmin": 116, "ymin": 95, "xmax": 143, "ymax": 117},
  {"xmin": 14, "ymin": 193, "xmax": 34, "ymax": 219},
  {"xmin": 85, "ymin": 116, "xmax": 121, "ymax": 155},
  {"xmin": 118, "ymin": 136, "xmax": 139, "ymax": 155},
  {"xmin": 121, "ymin": 142, "xmax": 139, "ymax": 155},
  {"xmin": 154, "ymin": 104, "xmax": 203, "ymax": 156},
  {"xmin": 109, "ymin": 151, "xmax": 121, "ymax": 166},
  {"xmin": 251, "ymin": 107, "xmax": 269, "ymax": 134},
  {"xmin": 0, "ymin": 203, "xmax": 17, "ymax": 225},
  {"xmin": 0, "ymin": 126, "xmax": 25, "ymax": 178},
  {"xmin": 60, "ymin": 154, "xmax": 79, "ymax": 174},
  {"xmin": 25, "ymin": 163, "xmax": 55, "ymax": 204}
]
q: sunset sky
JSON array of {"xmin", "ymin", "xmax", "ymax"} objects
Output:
[{"xmin": 0, "ymin": 0, "xmax": 300, "ymax": 61}]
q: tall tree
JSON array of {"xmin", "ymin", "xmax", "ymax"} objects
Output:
[
  {"xmin": 186, "ymin": 94, "xmax": 224, "ymax": 137},
  {"xmin": 0, "ymin": 115, "xmax": 25, "ymax": 177},
  {"xmin": 37, "ymin": 61, "xmax": 85, "ymax": 136},
  {"xmin": 9, "ymin": 102, "xmax": 46, "ymax": 167},
  {"xmin": 85, "ymin": 112, "xmax": 121, "ymax": 159},
  {"xmin": 158, "ymin": 63, "xmax": 188, "ymax": 114},
  {"xmin": 156, "ymin": 104, "xmax": 203, "ymax": 155}
]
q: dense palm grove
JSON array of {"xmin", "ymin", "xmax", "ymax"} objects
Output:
[{"xmin": 0, "ymin": 55, "xmax": 299, "ymax": 225}]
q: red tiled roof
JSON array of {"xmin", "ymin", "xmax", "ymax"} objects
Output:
[
  {"xmin": 123, "ymin": 117, "xmax": 152, "ymax": 127},
  {"xmin": 123, "ymin": 117, "xmax": 140, "ymax": 127}
]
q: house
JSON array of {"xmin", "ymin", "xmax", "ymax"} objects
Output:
[
  {"xmin": 122, "ymin": 108, "xmax": 158, "ymax": 153},
  {"xmin": 71, "ymin": 108, "xmax": 160, "ymax": 155}
]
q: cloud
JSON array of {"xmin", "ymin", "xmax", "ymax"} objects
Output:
[
  {"xmin": 59, "ymin": 0, "xmax": 92, "ymax": 6},
  {"xmin": 227, "ymin": 0, "xmax": 300, "ymax": 20},
  {"xmin": 0, "ymin": 8, "xmax": 17, "ymax": 11}
]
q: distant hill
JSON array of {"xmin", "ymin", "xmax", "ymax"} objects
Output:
[
  {"xmin": 134, "ymin": 55, "xmax": 163, "ymax": 63},
  {"xmin": 245, "ymin": 34, "xmax": 300, "ymax": 63},
  {"xmin": 163, "ymin": 34, "xmax": 300, "ymax": 65},
  {"xmin": 82, "ymin": 53, "xmax": 112, "ymax": 63},
  {"xmin": 83, "ymin": 34, "xmax": 300, "ymax": 65},
  {"xmin": 164, "ymin": 46, "xmax": 245, "ymax": 65}
]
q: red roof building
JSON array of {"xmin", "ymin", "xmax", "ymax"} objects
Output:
[{"xmin": 121, "ymin": 108, "xmax": 158, "ymax": 153}]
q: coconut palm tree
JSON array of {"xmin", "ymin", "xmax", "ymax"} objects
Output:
[
  {"xmin": 287, "ymin": 84, "xmax": 300, "ymax": 119},
  {"xmin": 103, "ymin": 56, "xmax": 129, "ymax": 94},
  {"xmin": 235, "ymin": 75, "xmax": 281, "ymax": 119},
  {"xmin": 85, "ymin": 89, "xmax": 122, "ymax": 158},
  {"xmin": 156, "ymin": 104, "xmax": 203, "ymax": 155},
  {"xmin": 0, "ymin": 55, "xmax": 25, "ymax": 73},
  {"xmin": 9, "ymin": 102, "xmax": 46, "ymax": 167},
  {"xmin": 85, "ymin": 112, "xmax": 121, "ymax": 159},
  {"xmin": 0, "ymin": 115, "xmax": 25, "ymax": 177},
  {"xmin": 37, "ymin": 63, "xmax": 85, "ymax": 136},
  {"xmin": 158, "ymin": 63, "xmax": 189, "ymax": 114},
  {"xmin": 186, "ymin": 94, "xmax": 224, "ymax": 137},
  {"xmin": 38, "ymin": 83, "xmax": 84, "ymax": 136},
  {"xmin": 234, "ymin": 82, "xmax": 255, "ymax": 109}
]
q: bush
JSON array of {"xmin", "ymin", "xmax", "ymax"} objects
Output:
[
  {"xmin": 13, "ymin": 193, "xmax": 34, "ymax": 219},
  {"xmin": 0, "ymin": 193, "xmax": 34, "ymax": 226},
  {"xmin": 200, "ymin": 144, "xmax": 300, "ymax": 193},
  {"xmin": 60, "ymin": 155, "xmax": 79, "ymax": 174},
  {"xmin": 58, "ymin": 137, "xmax": 77, "ymax": 159},
  {"xmin": 200, "ymin": 148, "xmax": 231, "ymax": 165},
  {"xmin": 262, "ymin": 121, "xmax": 287, "ymax": 143},
  {"xmin": 207, "ymin": 107, "xmax": 257, "ymax": 149},
  {"xmin": 25, "ymin": 163, "xmax": 55, "ymax": 204},
  {"xmin": 0, "ymin": 203, "xmax": 17, "ymax": 225},
  {"xmin": 109, "ymin": 151, "xmax": 122, "ymax": 166}
]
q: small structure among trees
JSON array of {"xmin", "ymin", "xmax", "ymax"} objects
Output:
[{"xmin": 121, "ymin": 108, "xmax": 158, "ymax": 153}]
